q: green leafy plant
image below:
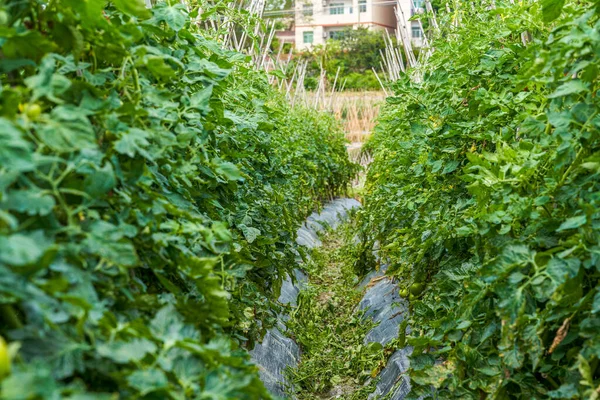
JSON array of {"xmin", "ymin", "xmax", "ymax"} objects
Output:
[
  {"xmin": 0, "ymin": 0, "xmax": 356, "ymax": 398},
  {"xmin": 360, "ymin": 0, "xmax": 600, "ymax": 398}
]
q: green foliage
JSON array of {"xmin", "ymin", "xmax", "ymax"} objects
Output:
[
  {"xmin": 295, "ymin": 28, "xmax": 389, "ymax": 91},
  {"xmin": 342, "ymin": 71, "xmax": 381, "ymax": 91},
  {"xmin": 335, "ymin": 28, "xmax": 388, "ymax": 74},
  {"xmin": 360, "ymin": 0, "xmax": 600, "ymax": 398},
  {"xmin": 0, "ymin": 0, "xmax": 356, "ymax": 398}
]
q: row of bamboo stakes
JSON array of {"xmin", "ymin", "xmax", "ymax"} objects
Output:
[
  {"xmin": 142, "ymin": 0, "xmax": 372, "ymax": 111},
  {"xmin": 142, "ymin": 0, "xmax": 531, "ymax": 95},
  {"xmin": 141, "ymin": 0, "xmax": 401, "ymax": 108},
  {"xmin": 139, "ymin": 0, "xmax": 448, "ymax": 139}
]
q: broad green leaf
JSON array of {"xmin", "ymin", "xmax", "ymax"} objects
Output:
[
  {"xmin": 0, "ymin": 59, "xmax": 36, "ymax": 73},
  {"xmin": 143, "ymin": 56, "xmax": 178, "ymax": 80},
  {"xmin": 96, "ymin": 339, "xmax": 157, "ymax": 364},
  {"xmin": 189, "ymin": 84, "xmax": 213, "ymax": 111},
  {"xmin": 127, "ymin": 369, "xmax": 168, "ymax": 395},
  {"xmin": 557, "ymin": 215, "xmax": 586, "ymax": 231},
  {"xmin": 520, "ymin": 117, "xmax": 546, "ymax": 136},
  {"xmin": 114, "ymin": 128, "xmax": 151, "ymax": 159},
  {"xmin": 67, "ymin": 394, "xmax": 115, "ymax": 400},
  {"xmin": 215, "ymin": 161, "xmax": 244, "ymax": 181},
  {"xmin": 0, "ymin": 232, "xmax": 50, "ymax": 266},
  {"xmin": 2, "ymin": 189, "xmax": 55, "ymax": 216},
  {"xmin": 0, "ymin": 366, "xmax": 60, "ymax": 400},
  {"xmin": 83, "ymin": 163, "xmax": 116, "ymax": 197},
  {"xmin": 1, "ymin": 31, "xmax": 57, "ymax": 62},
  {"xmin": 442, "ymin": 160, "xmax": 460, "ymax": 174},
  {"xmin": 548, "ymin": 80, "xmax": 588, "ymax": 99},
  {"xmin": 547, "ymin": 383, "xmax": 579, "ymax": 398},
  {"xmin": 84, "ymin": 233, "xmax": 138, "ymax": 267},
  {"xmin": 25, "ymin": 57, "xmax": 71, "ymax": 103},
  {"xmin": 410, "ymin": 353, "xmax": 435, "ymax": 371},
  {"xmin": 37, "ymin": 105, "xmax": 96, "ymax": 152},
  {"xmin": 547, "ymin": 257, "xmax": 580, "ymax": 285},
  {"xmin": 178, "ymin": 256, "xmax": 220, "ymax": 279},
  {"xmin": 149, "ymin": 4, "xmax": 187, "ymax": 31},
  {"xmin": 499, "ymin": 245, "xmax": 533, "ymax": 267},
  {"xmin": 186, "ymin": 58, "xmax": 231, "ymax": 80},
  {"xmin": 411, "ymin": 361, "xmax": 454, "ymax": 388},
  {"xmin": 534, "ymin": 196, "xmax": 551, "ymax": 206},
  {"xmin": 239, "ymin": 225, "xmax": 261, "ymax": 244},
  {"xmin": 111, "ymin": 0, "xmax": 151, "ymax": 18},
  {"xmin": 150, "ymin": 305, "xmax": 187, "ymax": 343},
  {"xmin": 62, "ymin": 0, "xmax": 108, "ymax": 26},
  {"xmin": 547, "ymin": 110, "xmax": 572, "ymax": 129},
  {"xmin": 502, "ymin": 345, "xmax": 524, "ymax": 369},
  {"xmin": 0, "ymin": 118, "xmax": 35, "ymax": 172},
  {"xmin": 541, "ymin": 0, "xmax": 566, "ymax": 22}
]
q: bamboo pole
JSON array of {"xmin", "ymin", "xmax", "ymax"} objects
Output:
[{"xmin": 372, "ymin": 67, "xmax": 389, "ymax": 96}]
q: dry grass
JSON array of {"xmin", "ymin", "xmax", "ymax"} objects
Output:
[
  {"xmin": 331, "ymin": 91, "xmax": 386, "ymax": 143},
  {"xmin": 297, "ymin": 91, "xmax": 387, "ymax": 143}
]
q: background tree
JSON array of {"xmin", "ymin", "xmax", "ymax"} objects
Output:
[{"xmin": 294, "ymin": 27, "xmax": 391, "ymax": 91}]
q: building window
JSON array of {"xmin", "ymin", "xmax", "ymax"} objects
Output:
[
  {"xmin": 329, "ymin": 30, "xmax": 345, "ymax": 40},
  {"xmin": 359, "ymin": 0, "xmax": 367, "ymax": 12},
  {"xmin": 411, "ymin": 0, "xmax": 424, "ymax": 15},
  {"xmin": 411, "ymin": 25, "xmax": 422, "ymax": 38},
  {"xmin": 330, "ymin": 2, "xmax": 344, "ymax": 14},
  {"xmin": 302, "ymin": 4, "xmax": 313, "ymax": 16},
  {"xmin": 303, "ymin": 31, "xmax": 314, "ymax": 44}
]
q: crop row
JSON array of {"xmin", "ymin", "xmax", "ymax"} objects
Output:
[
  {"xmin": 0, "ymin": 1, "xmax": 356, "ymax": 398},
  {"xmin": 360, "ymin": 1, "xmax": 600, "ymax": 398}
]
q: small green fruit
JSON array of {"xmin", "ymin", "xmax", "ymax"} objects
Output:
[
  {"xmin": 410, "ymin": 283, "xmax": 425, "ymax": 295},
  {"xmin": 0, "ymin": 11, "xmax": 8, "ymax": 26},
  {"xmin": 0, "ymin": 336, "xmax": 10, "ymax": 378},
  {"xmin": 25, "ymin": 103, "xmax": 42, "ymax": 120}
]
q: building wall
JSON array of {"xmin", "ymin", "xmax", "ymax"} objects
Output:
[
  {"xmin": 371, "ymin": 3, "xmax": 396, "ymax": 28},
  {"xmin": 294, "ymin": 0, "xmax": 395, "ymax": 50},
  {"xmin": 296, "ymin": 0, "xmax": 366, "ymax": 28}
]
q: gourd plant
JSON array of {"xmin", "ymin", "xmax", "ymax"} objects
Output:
[
  {"xmin": 360, "ymin": 0, "xmax": 600, "ymax": 398},
  {"xmin": 0, "ymin": 0, "xmax": 357, "ymax": 398}
]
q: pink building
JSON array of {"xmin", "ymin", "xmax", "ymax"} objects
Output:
[{"xmin": 294, "ymin": 0, "xmax": 423, "ymax": 50}]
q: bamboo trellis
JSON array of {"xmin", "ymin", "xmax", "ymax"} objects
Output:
[
  {"xmin": 378, "ymin": 0, "xmax": 441, "ymax": 86},
  {"xmin": 142, "ymin": 0, "xmax": 361, "ymax": 112}
]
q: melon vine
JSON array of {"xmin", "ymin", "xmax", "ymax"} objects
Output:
[{"xmin": 0, "ymin": 1, "xmax": 356, "ymax": 398}]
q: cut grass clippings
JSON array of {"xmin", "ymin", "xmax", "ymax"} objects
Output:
[{"xmin": 286, "ymin": 220, "xmax": 388, "ymax": 399}]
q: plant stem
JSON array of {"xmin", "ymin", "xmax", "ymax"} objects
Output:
[{"xmin": 1, "ymin": 305, "xmax": 23, "ymax": 329}]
